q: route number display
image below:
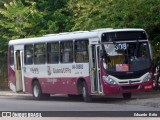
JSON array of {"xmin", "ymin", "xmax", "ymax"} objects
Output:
[{"xmin": 115, "ymin": 43, "xmax": 127, "ymax": 50}]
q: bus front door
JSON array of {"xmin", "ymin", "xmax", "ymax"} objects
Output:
[
  {"xmin": 14, "ymin": 50, "xmax": 25, "ymax": 92},
  {"xmin": 89, "ymin": 45, "xmax": 102, "ymax": 94}
]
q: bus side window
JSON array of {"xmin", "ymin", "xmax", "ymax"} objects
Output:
[
  {"xmin": 24, "ymin": 44, "xmax": 33, "ymax": 65},
  {"xmin": 75, "ymin": 40, "xmax": 89, "ymax": 63},
  {"xmin": 47, "ymin": 42, "xmax": 59, "ymax": 64},
  {"xmin": 34, "ymin": 43, "xmax": 46, "ymax": 64},
  {"xmin": 60, "ymin": 41, "xmax": 73, "ymax": 63}
]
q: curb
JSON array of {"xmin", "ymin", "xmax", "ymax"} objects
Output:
[
  {"xmin": 0, "ymin": 91, "xmax": 18, "ymax": 96},
  {"xmin": 0, "ymin": 91, "xmax": 30, "ymax": 96}
]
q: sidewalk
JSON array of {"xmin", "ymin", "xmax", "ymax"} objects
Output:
[
  {"xmin": 0, "ymin": 90, "xmax": 18, "ymax": 96},
  {"xmin": 0, "ymin": 90, "xmax": 30, "ymax": 96}
]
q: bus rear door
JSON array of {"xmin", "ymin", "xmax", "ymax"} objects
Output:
[{"xmin": 89, "ymin": 45, "xmax": 103, "ymax": 94}]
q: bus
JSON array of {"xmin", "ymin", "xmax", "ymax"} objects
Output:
[{"xmin": 8, "ymin": 28, "xmax": 153, "ymax": 102}]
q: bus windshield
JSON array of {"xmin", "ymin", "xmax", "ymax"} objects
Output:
[{"xmin": 102, "ymin": 42, "xmax": 151, "ymax": 74}]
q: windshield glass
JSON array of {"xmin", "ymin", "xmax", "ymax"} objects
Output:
[{"xmin": 102, "ymin": 42, "xmax": 151, "ymax": 73}]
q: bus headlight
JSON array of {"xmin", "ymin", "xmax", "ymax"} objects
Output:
[
  {"xmin": 143, "ymin": 73, "xmax": 152, "ymax": 82},
  {"xmin": 103, "ymin": 76, "xmax": 118, "ymax": 85}
]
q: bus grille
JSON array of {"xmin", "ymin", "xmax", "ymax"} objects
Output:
[{"xmin": 122, "ymin": 85, "xmax": 139, "ymax": 90}]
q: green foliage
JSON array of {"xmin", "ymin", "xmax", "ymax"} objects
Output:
[
  {"xmin": 34, "ymin": 0, "xmax": 73, "ymax": 33},
  {"xmin": 0, "ymin": 0, "xmax": 159, "ymax": 56},
  {"xmin": 68, "ymin": 0, "xmax": 160, "ymax": 58}
]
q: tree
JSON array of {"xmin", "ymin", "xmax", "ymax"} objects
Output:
[
  {"xmin": 68, "ymin": 0, "xmax": 160, "ymax": 57},
  {"xmin": 33, "ymin": 0, "xmax": 73, "ymax": 33},
  {"xmin": 0, "ymin": 0, "xmax": 45, "ymax": 39}
]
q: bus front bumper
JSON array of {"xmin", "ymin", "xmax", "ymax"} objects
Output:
[{"xmin": 103, "ymin": 80, "xmax": 153, "ymax": 95}]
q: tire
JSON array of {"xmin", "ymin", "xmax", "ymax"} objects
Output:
[
  {"xmin": 123, "ymin": 93, "xmax": 132, "ymax": 99},
  {"xmin": 81, "ymin": 82, "xmax": 92, "ymax": 102},
  {"xmin": 32, "ymin": 81, "xmax": 50, "ymax": 100}
]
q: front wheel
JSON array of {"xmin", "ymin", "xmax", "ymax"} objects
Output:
[
  {"xmin": 123, "ymin": 93, "xmax": 132, "ymax": 99},
  {"xmin": 82, "ymin": 82, "xmax": 92, "ymax": 102},
  {"xmin": 32, "ymin": 81, "xmax": 50, "ymax": 100}
]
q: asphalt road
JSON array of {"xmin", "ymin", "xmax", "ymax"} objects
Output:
[
  {"xmin": 0, "ymin": 90, "xmax": 160, "ymax": 111},
  {"xmin": 0, "ymin": 90, "xmax": 160, "ymax": 119}
]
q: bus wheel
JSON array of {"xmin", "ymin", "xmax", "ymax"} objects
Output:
[
  {"xmin": 82, "ymin": 82, "xmax": 92, "ymax": 102},
  {"xmin": 123, "ymin": 93, "xmax": 132, "ymax": 99},
  {"xmin": 32, "ymin": 81, "xmax": 44, "ymax": 100}
]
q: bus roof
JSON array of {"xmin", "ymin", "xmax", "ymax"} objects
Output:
[{"xmin": 9, "ymin": 28, "xmax": 145, "ymax": 45}]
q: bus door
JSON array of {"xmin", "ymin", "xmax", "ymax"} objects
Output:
[
  {"xmin": 89, "ymin": 45, "xmax": 102, "ymax": 94},
  {"xmin": 14, "ymin": 50, "xmax": 25, "ymax": 92}
]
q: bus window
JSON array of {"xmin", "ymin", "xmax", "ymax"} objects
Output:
[
  {"xmin": 47, "ymin": 42, "xmax": 59, "ymax": 64},
  {"xmin": 34, "ymin": 43, "xmax": 46, "ymax": 64},
  {"xmin": 75, "ymin": 40, "xmax": 89, "ymax": 63},
  {"xmin": 138, "ymin": 43, "xmax": 149, "ymax": 58},
  {"xmin": 60, "ymin": 41, "xmax": 73, "ymax": 63},
  {"xmin": 9, "ymin": 46, "xmax": 14, "ymax": 65},
  {"xmin": 24, "ymin": 44, "xmax": 33, "ymax": 65}
]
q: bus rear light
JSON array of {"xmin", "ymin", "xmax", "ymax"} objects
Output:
[{"xmin": 103, "ymin": 76, "xmax": 118, "ymax": 85}]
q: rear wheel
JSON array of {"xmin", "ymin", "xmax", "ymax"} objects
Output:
[
  {"xmin": 32, "ymin": 81, "xmax": 50, "ymax": 100},
  {"xmin": 81, "ymin": 82, "xmax": 92, "ymax": 102},
  {"xmin": 123, "ymin": 93, "xmax": 132, "ymax": 99}
]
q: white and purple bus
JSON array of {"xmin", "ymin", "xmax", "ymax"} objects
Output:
[{"xmin": 8, "ymin": 28, "xmax": 153, "ymax": 102}]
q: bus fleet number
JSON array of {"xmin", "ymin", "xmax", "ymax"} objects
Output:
[{"xmin": 72, "ymin": 64, "xmax": 83, "ymax": 69}]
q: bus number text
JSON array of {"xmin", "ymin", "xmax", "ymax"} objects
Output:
[
  {"xmin": 30, "ymin": 68, "xmax": 39, "ymax": 74},
  {"xmin": 115, "ymin": 43, "xmax": 127, "ymax": 50},
  {"xmin": 72, "ymin": 64, "xmax": 83, "ymax": 69}
]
